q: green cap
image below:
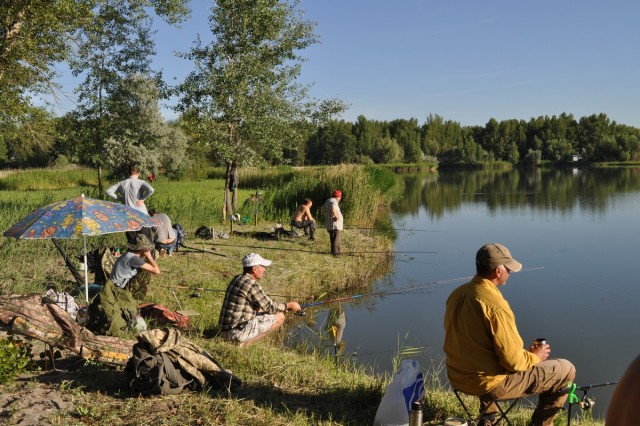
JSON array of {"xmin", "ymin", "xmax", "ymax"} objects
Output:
[{"xmin": 476, "ymin": 243, "xmax": 522, "ymax": 272}]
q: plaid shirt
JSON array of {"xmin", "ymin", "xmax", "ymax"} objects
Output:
[
  {"xmin": 217, "ymin": 273, "xmax": 286, "ymax": 331},
  {"xmin": 322, "ymin": 197, "xmax": 343, "ymax": 230}
]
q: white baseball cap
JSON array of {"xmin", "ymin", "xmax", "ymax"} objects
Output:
[{"xmin": 242, "ymin": 253, "xmax": 272, "ymax": 267}]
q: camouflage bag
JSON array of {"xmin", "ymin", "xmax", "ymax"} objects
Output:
[
  {"xmin": 126, "ymin": 328, "xmax": 242, "ymax": 395},
  {"xmin": 86, "ymin": 280, "xmax": 138, "ymax": 337}
]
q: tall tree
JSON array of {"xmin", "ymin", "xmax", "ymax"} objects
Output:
[
  {"xmin": 102, "ymin": 74, "xmax": 189, "ymax": 177},
  {"xmin": 0, "ymin": 0, "xmax": 92, "ymax": 148},
  {"xmin": 177, "ymin": 0, "xmax": 336, "ymax": 219},
  {"xmin": 70, "ymin": 0, "xmax": 189, "ymax": 194}
]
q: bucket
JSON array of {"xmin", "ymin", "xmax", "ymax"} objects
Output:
[{"xmin": 443, "ymin": 417, "xmax": 467, "ymax": 426}]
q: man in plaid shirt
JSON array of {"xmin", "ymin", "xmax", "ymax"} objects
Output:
[{"xmin": 218, "ymin": 253, "xmax": 301, "ymax": 346}]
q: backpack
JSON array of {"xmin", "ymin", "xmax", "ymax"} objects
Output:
[
  {"xmin": 172, "ymin": 223, "xmax": 186, "ymax": 250},
  {"xmin": 126, "ymin": 328, "xmax": 242, "ymax": 395},
  {"xmin": 86, "ymin": 280, "xmax": 138, "ymax": 337},
  {"xmin": 127, "ymin": 340, "xmax": 195, "ymax": 395},
  {"xmin": 194, "ymin": 225, "xmax": 214, "ymax": 240}
]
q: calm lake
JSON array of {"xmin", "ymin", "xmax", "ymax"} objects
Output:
[{"xmin": 289, "ymin": 167, "xmax": 640, "ymax": 420}]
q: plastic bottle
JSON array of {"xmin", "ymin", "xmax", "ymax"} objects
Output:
[{"xmin": 409, "ymin": 400, "xmax": 423, "ymax": 426}]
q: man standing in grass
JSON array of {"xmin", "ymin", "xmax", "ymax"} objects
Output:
[
  {"xmin": 106, "ymin": 165, "xmax": 154, "ymax": 244},
  {"xmin": 322, "ymin": 190, "xmax": 343, "ymax": 256},
  {"xmin": 218, "ymin": 253, "xmax": 301, "ymax": 347},
  {"xmin": 290, "ymin": 198, "xmax": 316, "ymax": 240}
]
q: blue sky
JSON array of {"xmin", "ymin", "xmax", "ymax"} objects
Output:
[{"xmin": 58, "ymin": 0, "xmax": 640, "ymax": 127}]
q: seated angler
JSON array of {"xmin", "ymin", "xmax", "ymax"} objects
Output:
[
  {"xmin": 110, "ymin": 234, "xmax": 160, "ymax": 299},
  {"xmin": 218, "ymin": 253, "xmax": 301, "ymax": 347},
  {"xmin": 290, "ymin": 198, "xmax": 316, "ymax": 240}
]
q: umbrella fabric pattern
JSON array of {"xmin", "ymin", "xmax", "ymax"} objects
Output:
[
  {"xmin": 3, "ymin": 195, "xmax": 156, "ymax": 303},
  {"xmin": 3, "ymin": 196, "xmax": 155, "ymax": 240}
]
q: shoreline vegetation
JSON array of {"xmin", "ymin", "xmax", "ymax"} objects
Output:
[{"xmin": 0, "ymin": 165, "xmax": 605, "ymax": 425}]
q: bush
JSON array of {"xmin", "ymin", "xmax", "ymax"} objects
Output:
[{"xmin": 0, "ymin": 336, "xmax": 34, "ymax": 384}]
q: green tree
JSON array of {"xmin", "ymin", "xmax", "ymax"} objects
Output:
[
  {"xmin": 306, "ymin": 120, "xmax": 356, "ymax": 165},
  {"xmin": 389, "ymin": 118, "xmax": 422, "ymax": 163},
  {"xmin": 576, "ymin": 113, "xmax": 612, "ymax": 160},
  {"xmin": 543, "ymin": 138, "xmax": 574, "ymax": 163},
  {"xmin": 0, "ymin": 0, "xmax": 92, "ymax": 121},
  {"xmin": 103, "ymin": 74, "xmax": 190, "ymax": 178},
  {"xmin": 1, "ymin": 108, "xmax": 57, "ymax": 167},
  {"xmin": 70, "ymin": 0, "xmax": 189, "ymax": 194},
  {"xmin": 177, "ymin": 0, "xmax": 335, "ymax": 218},
  {"xmin": 371, "ymin": 136, "xmax": 403, "ymax": 164}
]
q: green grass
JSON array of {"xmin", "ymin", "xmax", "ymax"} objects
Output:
[{"xmin": 0, "ymin": 165, "xmax": 605, "ymax": 425}]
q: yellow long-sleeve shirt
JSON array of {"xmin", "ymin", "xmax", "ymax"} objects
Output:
[{"xmin": 443, "ymin": 276, "xmax": 540, "ymax": 395}]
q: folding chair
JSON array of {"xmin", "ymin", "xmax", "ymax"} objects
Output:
[{"xmin": 452, "ymin": 388, "xmax": 521, "ymax": 426}]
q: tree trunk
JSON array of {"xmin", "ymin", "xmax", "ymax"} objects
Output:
[
  {"xmin": 98, "ymin": 166, "xmax": 104, "ymax": 198},
  {"xmin": 223, "ymin": 160, "xmax": 232, "ymax": 224},
  {"xmin": 230, "ymin": 160, "xmax": 238, "ymax": 211}
]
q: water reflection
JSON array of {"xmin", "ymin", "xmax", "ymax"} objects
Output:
[
  {"xmin": 303, "ymin": 167, "xmax": 640, "ymax": 420},
  {"xmin": 395, "ymin": 168, "xmax": 640, "ymax": 219}
]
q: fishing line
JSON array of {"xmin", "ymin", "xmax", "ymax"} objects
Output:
[
  {"xmin": 345, "ymin": 226, "xmax": 445, "ymax": 233},
  {"xmin": 300, "ymin": 267, "xmax": 545, "ymax": 309},
  {"xmin": 203, "ymin": 240, "xmax": 438, "ymax": 257},
  {"xmin": 159, "ymin": 284, "xmax": 295, "ymax": 299}
]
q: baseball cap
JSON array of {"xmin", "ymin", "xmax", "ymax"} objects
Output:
[
  {"xmin": 242, "ymin": 253, "xmax": 272, "ymax": 268},
  {"xmin": 476, "ymin": 243, "xmax": 522, "ymax": 272},
  {"xmin": 333, "ymin": 190, "xmax": 342, "ymax": 198}
]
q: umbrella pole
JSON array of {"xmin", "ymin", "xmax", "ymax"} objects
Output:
[{"xmin": 83, "ymin": 235, "xmax": 89, "ymax": 304}]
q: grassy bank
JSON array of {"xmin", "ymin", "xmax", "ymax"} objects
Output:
[{"xmin": 0, "ymin": 165, "xmax": 604, "ymax": 425}]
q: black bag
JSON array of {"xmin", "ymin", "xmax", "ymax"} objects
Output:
[
  {"xmin": 126, "ymin": 341, "xmax": 195, "ymax": 395},
  {"xmin": 194, "ymin": 225, "xmax": 214, "ymax": 240}
]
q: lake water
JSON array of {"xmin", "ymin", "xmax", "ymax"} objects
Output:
[{"xmin": 290, "ymin": 167, "xmax": 640, "ymax": 420}]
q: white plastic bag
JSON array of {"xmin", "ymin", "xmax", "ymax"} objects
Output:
[{"xmin": 373, "ymin": 359, "xmax": 425, "ymax": 426}]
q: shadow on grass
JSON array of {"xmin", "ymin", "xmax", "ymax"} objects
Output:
[
  {"xmin": 23, "ymin": 356, "xmax": 382, "ymax": 424},
  {"xmin": 224, "ymin": 380, "xmax": 382, "ymax": 424}
]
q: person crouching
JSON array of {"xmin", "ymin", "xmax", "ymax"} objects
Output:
[{"xmin": 218, "ymin": 253, "xmax": 301, "ymax": 347}]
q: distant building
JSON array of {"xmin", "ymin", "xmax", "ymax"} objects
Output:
[{"xmin": 571, "ymin": 154, "xmax": 582, "ymax": 162}]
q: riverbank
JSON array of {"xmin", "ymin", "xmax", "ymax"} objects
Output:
[
  {"xmin": 0, "ymin": 165, "xmax": 607, "ymax": 425},
  {"xmin": 0, "ymin": 223, "xmax": 399, "ymax": 425}
]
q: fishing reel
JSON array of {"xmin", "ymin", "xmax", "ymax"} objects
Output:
[
  {"xmin": 567, "ymin": 383, "xmax": 596, "ymax": 411},
  {"xmin": 579, "ymin": 397, "xmax": 595, "ymax": 410}
]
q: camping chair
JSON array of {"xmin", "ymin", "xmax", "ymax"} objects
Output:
[{"xmin": 452, "ymin": 387, "xmax": 521, "ymax": 426}]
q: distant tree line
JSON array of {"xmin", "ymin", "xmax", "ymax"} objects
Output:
[
  {"xmin": 302, "ymin": 113, "xmax": 640, "ymax": 166},
  {"xmin": 2, "ymin": 1, "xmax": 640, "ymax": 179}
]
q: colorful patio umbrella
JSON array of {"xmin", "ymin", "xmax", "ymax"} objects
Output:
[{"xmin": 3, "ymin": 194, "xmax": 156, "ymax": 303}]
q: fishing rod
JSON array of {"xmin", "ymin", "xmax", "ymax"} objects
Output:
[
  {"xmin": 160, "ymin": 284, "xmax": 296, "ymax": 299},
  {"xmin": 204, "ymin": 240, "xmax": 438, "ymax": 257},
  {"xmin": 299, "ymin": 267, "xmax": 545, "ymax": 310},
  {"xmin": 300, "ymin": 276, "xmax": 472, "ymax": 309},
  {"xmin": 563, "ymin": 381, "xmax": 618, "ymax": 426},
  {"xmin": 181, "ymin": 244, "xmax": 231, "ymax": 258},
  {"xmin": 345, "ymin": 226, "xmax": 445, "ymax": 233}
]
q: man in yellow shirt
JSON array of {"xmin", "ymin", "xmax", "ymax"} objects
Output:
[{"xmin": 444, "ymin": 243, "xmax": 575, "ymax": 426}]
